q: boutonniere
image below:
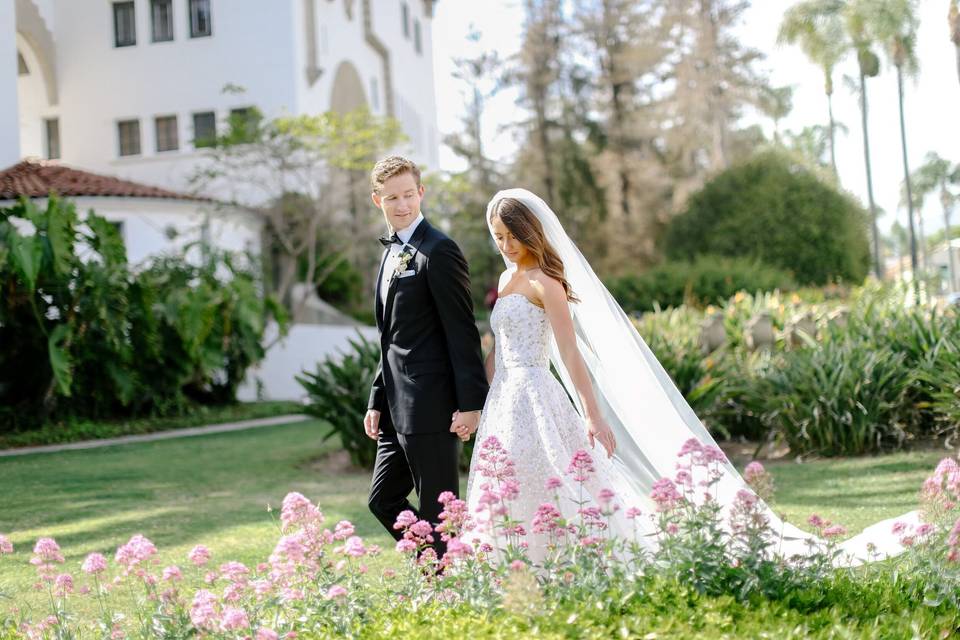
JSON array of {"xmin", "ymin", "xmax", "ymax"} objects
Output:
[{"xmin": 392, "ymin": 249, "xmax": 414, "ymax": 280}]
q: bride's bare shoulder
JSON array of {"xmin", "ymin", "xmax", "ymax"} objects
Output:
[{"xmin": 528, "ymin": 270, "xmax": 564, "ymax": 300}]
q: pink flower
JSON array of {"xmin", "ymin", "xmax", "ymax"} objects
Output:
[
  {"xmin": 324, "ymin": 584, "xmax": 348, "ymax": 600},
  {"xmin": 442, "ymin": 538, "xmax": 473, "ymax": 562},
  {"xmin": 218, "ymin": 561, "xmax": 249, "ymax": 584},
  {"xmin": 625, "ymin": 507, "xmax": 642, "ymax": 519},
  {"xmin": 81, "ymin": 553, "xmax": 107, "ymax": 575},
  {"xmin": 438, "ymin": 491, "xmax": 457, "ymax": 505},
  {"xmin": 257, "ymin": 629, "xmax": 279, "ymax": 640},
  {"xmin": 598, "ymin": 488, "xmax": 616, "ymax": 504},
  {"xmin": 915, "ymin": 523, "xmax": 935, "ymax": 538},
  {"xmin": 509, "ymin": 560, "xmax": 526, "ymax": 571},
  {"xmin": 395, "ymin": 539, "xmax": 417, "ymax": 554},
  {"xmin": 53, "ymin": 573, "xmax": 74, "ymax": 596},
  {"xmin": 219, "ymin": 607, "xmax": 249, "ymax": 631},
  {"xmin": 274, "ymin": 532, "xmax": 306, "ymax": 563},
  {"xmin": 674, "ymin": 469, "xmax": 693, "ymax": 487},
  {"xmin": 31, "ymin": 538, "xmax": 64, "ymax": 564},
  {"xmin": 665, "ymin": 523, "xmax": 679, "ymax": 535},
  {"xmin": 891, "ymin": 521, "xmax": 907, "ymax": 534},
  {"xmin": 678, "ymin": 438, "xmax": 703, "ymax": 457},
  {"xmin": 343, "ymin": 536, "xmax": 366, "ymax": 558},
  {"xmin": 822, "ymin": 525, "xmax": 847, "ymax": 538},
  {"xmin": 0, "ymin": 535, "xmax": 12, "ymax": 554},
  {"xmin": 545, "ymin": 477, "xmax": 563, "ymax": 491},
  {"xmin": 393, "ymin": 510, "xmax": 418, "ymax": 531},
  {"xmin": 162, "ymin": 565, "xmax": 182, "ymax": 582},
  {"xmin": 333, "ymin": 520, "xmax": 355, "ymax": 541},
  {"xmin": 807, "ymin": 514, "xmax": 826, "ymax": 529},
  {"xmin": 567, "ymin": 450, "xmax": 596, "ymax": 482},
  {"xmin": 280, "ymin": 492, "xmax": 323, "ymax": 530},
  {"xmin": 532, "ymin": 503, "xmax": 564, "ymax": 534},
  {"xmin": 651, "ymin": 477, "xmax": 682, "ymax": 512},
  {"xmin": 734, "ymin": 489, "xmax": 759, "ymax": 508},
  {"xmin": 189, "ymin": 590, "xmax": 219, "ymax": 629},
  {"xmin": 409, "ymin": 520, "xmax": 435, "ymax": 539},
  {"xmin": 744, "ymin": 461, "xmax": 765, "ymax": 479},
  {"xmin": 188, "ymin": 545, "xmax": 211, "ymax": 567},
  {"xmin": 114, "ymin": 534, "xmax": 157, "ymax": 569},
  {"xmin": 700, "ymin": 445, "xmax": 727, "ymax": 465}
]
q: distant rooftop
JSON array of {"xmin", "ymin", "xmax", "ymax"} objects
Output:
[{"xmin": 0, "ymin": 159, "xmax": 209, "ymax": 202}]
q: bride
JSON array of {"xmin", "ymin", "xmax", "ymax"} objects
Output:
[{"xmin": 462, "ymin": 188, "xmax": 918, "ymax": 565}]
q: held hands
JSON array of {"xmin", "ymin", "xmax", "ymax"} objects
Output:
[
  {"xmin": 363, "ymin": 410, "xmax": 381, "ymax": 440},
  {"xmin": 586, "ymin": 416, "xmax": 617, "ymax": 458},
  {"xmin": 450, "ymin": 410, "xmax": 481, "ymax": 442}
]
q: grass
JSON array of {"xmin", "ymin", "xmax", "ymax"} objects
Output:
[
  {"xmin": 0, "ymin": 401, "xmax": 303, "ymax": 449},
  {"xmin": 0, "ymin": 420, "xmax": 952, "ymax": 626}
]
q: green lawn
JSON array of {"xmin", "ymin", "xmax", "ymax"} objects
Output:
[{"xmin": 0, "ymin": 420, "xmax": 950, "ymax": 619}]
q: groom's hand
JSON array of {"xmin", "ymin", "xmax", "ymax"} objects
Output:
[
  {"xmin": 364, "ymin": 410, "xmax": 381, "ymax": 440},
  {"xmin": 450, "ymin": 410, "xmax": 481, "ymax": 442}
]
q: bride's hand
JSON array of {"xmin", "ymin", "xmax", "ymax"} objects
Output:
[{"xmin": 586, "ymin": 417, "xmax": 616, "ymax": 458}]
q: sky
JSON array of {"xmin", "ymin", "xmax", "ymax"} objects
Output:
[{"xmin": 430, "ymin": 1, "xmax": 960, "ymax": 239}]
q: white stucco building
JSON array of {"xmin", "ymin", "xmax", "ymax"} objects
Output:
[
  {"xmin": 2, "ymin": 0, "xmax": 441, "ymax": 401},
  {"xmin": 6, "ymin": 0, "xmax": 439, "ymax": 188}
]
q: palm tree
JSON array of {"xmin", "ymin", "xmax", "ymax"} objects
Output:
[
  {"xmin": 950, "ymin": 0, "xmax": 960, "ymax": 88},
  {"xmin": 838, "ymin": 2, "xmax": 884, "ymax": 279},
  {"xmin": 909, "ymin": 152, "xmax": 960, "ymax": 291},
  {"xmin": 778, "ymin": 1, "xmax": 848, "ymax": 177},
  {"xmin": 859, "ymin": 0, "xmax": 921, "ymax": 285}
]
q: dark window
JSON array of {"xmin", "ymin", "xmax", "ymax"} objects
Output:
[
  {"xmin": 44, "ymin": 118, "xmax": 60, "ymax": 159},
  {"xmin": 113, "ymin": 2, "xmax": 136, "ymax": 47},
  {"xmin": 192, "ymin": 111, "xmax": 216, "ymax": 148},
  {"xmin": 401, "ymin": 2, "xmax": 410, "ymax": 38},
  {"xmin": 117, "ymin": 119, "xmax": 141, "ymax": 156},
  {"xmin": 229, "ymin": 107, "xmax": 259, "ymax": 142},
  {"xmin": 414, "ymin": 19, "xmax": 422, "ymax": 54},
  {"xmin": 151, "ymin": 0, "xmax": 174, "ymax": 42},
  {"xmin": 155, "ymin": 115, "xmax": 179, "ymax": 152},
  {"xmin": 189, "ymin": 0, "xmax": 212, "ymax": 38},
  {"xmin": 17, "ymin": 52, "xmax": 29, "ymax": 75}
]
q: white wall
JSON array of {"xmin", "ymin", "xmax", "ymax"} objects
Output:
[
  {"xmin": 1, "ymin": 0, "xmax": 21, "ymax": 167},
  {"xmin": 50, "ymin": 0, "xmax": 298, "ymax": 193},
  {"xmin": 237, "ymin": 322, "xmax": 380, "ymax": 402}
]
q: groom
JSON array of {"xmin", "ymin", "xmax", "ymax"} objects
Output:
[{"xmin": 364, "ymin": 156, "xmax": 488, "ymax": 553}]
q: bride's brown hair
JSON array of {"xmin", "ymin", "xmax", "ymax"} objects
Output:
[{"xmin": 491, "ymin": 198, "xmax": 579, "ymax": 303}]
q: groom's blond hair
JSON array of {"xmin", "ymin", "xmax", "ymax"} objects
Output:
[{"xmin": 370, "ymin": 156, "xmax": 421, "ymax": 194}]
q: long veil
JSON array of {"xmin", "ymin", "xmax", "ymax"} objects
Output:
[{"xmin": 485, "ymin": 188, "xmax": 919, "ymax": 564}]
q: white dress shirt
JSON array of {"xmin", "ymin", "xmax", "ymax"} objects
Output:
[{"xmin": 380, "ymin": 213, "xmax": 424, "ymax": 307}]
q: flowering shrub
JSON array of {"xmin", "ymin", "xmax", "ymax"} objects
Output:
[{"xmin": 3, "ymin": 440, "xmax": 960, "ymax": 638}]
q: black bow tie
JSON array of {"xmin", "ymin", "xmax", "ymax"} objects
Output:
[{"xmin": 378, "ymin": 233, "xmax": 401, "ymax": 247}]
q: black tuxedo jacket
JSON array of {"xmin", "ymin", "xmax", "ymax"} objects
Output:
[{"xmin": 368, "ymin": 218, "xmax": 489, "ymax": 434}]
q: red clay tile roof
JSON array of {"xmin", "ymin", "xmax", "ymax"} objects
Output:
[{"xmin": 0, "ymin": 160, "xmax": 209, "ymax": 201}]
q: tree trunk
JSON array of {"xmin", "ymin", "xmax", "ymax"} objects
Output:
[
  {"xmin": 826, "ymin": 89, "xmax": 838, "ymax": 178},
  {"xmin": 858, "ymin": 71, "xmax": 882, "ymax": 279},
  {"xmin": 945, "ymin": 204, "xmax": 958, "ymax": 291},
  {"xmin": 897, "ymin": 64, "xmax": 920, "ymax": 288}
]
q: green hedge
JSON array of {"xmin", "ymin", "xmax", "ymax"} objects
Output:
[
  {"xmin": 664, "ymin": 150, "xmax": 871, "ymax": 285},
  {"xmin": 606, "ymin": 255, "xmax": 797, "ymax": 313}
]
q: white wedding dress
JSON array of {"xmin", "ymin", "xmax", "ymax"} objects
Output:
[
  {"xmin": 462, "ymin": 188, "xmax": 918, "ymax": 566},
  {"xmin": 464, "ymin": 292, "xmax": 655, "ymax": 561}
]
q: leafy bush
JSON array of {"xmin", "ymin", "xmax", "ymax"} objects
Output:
[
  {"xmin": 297, "ymin": 334, "xmax": 381, "ymax": 468},
  {"xmin": 607, "ymin": 255, "xmax": 797, "ymax": 313},
  {"xmin": 0, "ymin": 196, "xmax": 282, "ymax": 430},
  {"xmin": 664, "ymin": 150, "xmax": 871, "ymax": 286}
]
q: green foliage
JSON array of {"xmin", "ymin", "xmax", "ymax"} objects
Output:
[
  {"xmin": 297, "ymin": 335, "xmax": 381, "ymax": 468},
  {"xmin": 664, "ymin": 150, "xmax": 871, "ymax": 286},
  {"xmin": 633, "ymin": 283, "xmax": 960, "ymax": 454},
  {"xmin": 607, "ymin": 255, "xmax": 797, "ymax": 313},
  {"xmin": 0, "ymin": 197, "xmax": 282, "ymax": 430}
]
